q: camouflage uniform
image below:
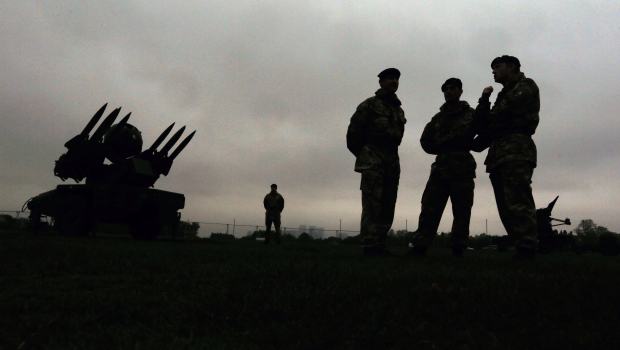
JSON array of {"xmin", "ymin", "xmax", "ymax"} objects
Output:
[
  {"xmin": 475, "ymin": 72, "xmax": 539, "ymax": 250},
  {"xmin": 263, "ymin": 191, "xmax": 284, "ymax": 244},
  {"xmin": 347, "ymin": 89, "xmax": 406, "ymax": 248},
  {"xmin": 413, "ymin": 101, "xmax": 477, "ymax": 251}
]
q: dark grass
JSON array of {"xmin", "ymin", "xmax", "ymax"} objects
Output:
[{"xmin": 2, "ymin": 231, "xmax": 620, "ymax": 350}]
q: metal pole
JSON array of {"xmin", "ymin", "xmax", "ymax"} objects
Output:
[
  {"xmin": 340, "ymin": 219, "xmax": 342, "ymax": 239},
  {"xmin": 226, "ymin": 224, "xmax": 229, "ymax": 234},
  {"xmin": 486, "ymin": 219, "xmax": 488, "ymax": 235},
  {"xmin": 406, "ymin": 219, "xmax": 407, "ymax": 232},
  {"xmin": 233, "ymin": 219, "xmax": 236, "ymax": 236}
]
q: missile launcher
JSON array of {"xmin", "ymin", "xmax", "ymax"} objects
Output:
[{"xmin": 26, "ymin": 104, "xmax": 196, "ymax": 239}]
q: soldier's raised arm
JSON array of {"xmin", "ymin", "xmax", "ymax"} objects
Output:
[
  {"xmin": 474, "ymin": 86, "xmax": 493, "ymax": 127},
  {"xmin": 471, "ymin": 86, "xmax": 494, "ymax": 152}
]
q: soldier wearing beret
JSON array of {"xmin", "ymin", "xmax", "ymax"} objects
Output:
[
  {"xmin": 263, "ymin": 184, "xmax": 284, "ymax": 244},
  {"xmin": 409, "ymin": 78, "xmax": 478, "ymax": 257},
  {"xmin": 347, "ymin": 68, "xmax": 406, "ymax": 256},
  {"xmin": 473, "ymin": 55, "xmax": 540, "ymax": 260}
]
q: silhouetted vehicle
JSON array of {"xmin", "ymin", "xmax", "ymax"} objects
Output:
[{"xmin": 24, "ymin": 104, "xmax": 195, "ymax": 239}]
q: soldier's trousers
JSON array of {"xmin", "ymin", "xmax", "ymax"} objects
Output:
[
  {"xmin": 489, "ymin": 161, "xmax": 537, "ymax": 250},
  {"xmin": 265, "ymin": 216, "xmax": 281, "ymax": 243},
  {"xmin": 412, "ymin": 175, "xmax": 474, "ymax": 250},
  {"xmin": 360, "ymin": 171, "xmax": 399, "ymax": 248}
]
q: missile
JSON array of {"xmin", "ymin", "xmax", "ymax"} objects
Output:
[
  {"xmin": 158, "ymin": 126, "xmax": 186, "ymax": 156},
  {"xmin": 90, "ymin": 108, "xmax": 121, "ymax": 142},
  {"xmin": 169, "ymin": 130, "xmax": 196, "ymax": 160},
  {"xmin": 147, "ymin": 123, "xmax": 175, "ymax": 153},
  {"xmin": 546, "ymin": 196, "xmax": 559, "ymax": 213},
  {"xmin": 80, "ymin": 103, "xmax": 108, "ymax": 138}
]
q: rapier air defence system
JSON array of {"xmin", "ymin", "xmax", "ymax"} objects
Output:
[
  {"xmin": 25, "ymin": 104, "xmax": 196, "ymax": 239},
  {"xmin": 536, "ymin": 196, "xmax": 572, "ymax": 253},
  {"xmin": 492, "ymin": 196, "xmax": 572, "ymax": 253}
]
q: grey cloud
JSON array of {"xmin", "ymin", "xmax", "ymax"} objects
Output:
[{"xmin": 2, "ymin": 1, "xmax": 620, "ymax": 233}]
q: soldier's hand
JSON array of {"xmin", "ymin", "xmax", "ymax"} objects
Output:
[{"xmin": 481, "ymin": 86, "xmax": 493, "ymax": 98}]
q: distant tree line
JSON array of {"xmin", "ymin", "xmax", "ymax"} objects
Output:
[
  {"xmin": 227, "ymin": 220, "xmax": 619, "ymax": 256},
  {"xmin": 5, "ymin": 214, "xmax": 617, "ymax": 255},
  {"xmin": 177, "ymin": 221, "xmax": 200, "ymax": 238},
  {"xmin": 229, "ymin": 229, "xmax": 499, "ymax": 248},
  {"xmin": 0, "ymin": 214, "xmax": 37, "ymax": 231},
  {"xmin": 210, "ymin": 233, "xmax": 235, "ymax": 240}
]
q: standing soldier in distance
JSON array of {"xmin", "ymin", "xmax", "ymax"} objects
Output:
[
  {"xmin": 409, "ymin": 78, "xmax": 478, "ymax": 258},
  {"xmin": 263, "ymin": 184, "xmax": 284, "ymax": 245},
  {"xmin": 473, "ymin": 55, "xmax": 540, "ymax": 260},
  {"xmin": 347, "ymin": 68, "xmax": 406, "ymax": 256}
]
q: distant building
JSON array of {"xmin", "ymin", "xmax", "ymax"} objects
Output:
[{"xmin": 308, "ymin": 226, "xmax": 324, "ymax": 240}]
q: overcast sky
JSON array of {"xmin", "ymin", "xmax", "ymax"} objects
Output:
[{"xmin": 2, "ymin": 1, "xmax": 619, "ymax": 237}]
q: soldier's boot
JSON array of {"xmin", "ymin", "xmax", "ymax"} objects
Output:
[
  {"xmin": 452, "ymin": 248, "xmax": 464, "ymax": 258},
  {"xmin": 513, "ymin": 248, "xmax": 536, "ymax": 260},
  {"xmin": 405, "ymin": 246, "xmax": 427, "ymax": 257},
  {"xmin": 363, "ymin": 246, "xmax": 393, "ymax": 256}
]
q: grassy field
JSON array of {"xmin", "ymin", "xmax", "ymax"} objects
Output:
[{"xmin": 1, "ymin": 231, "xmax": 619, "ymax": 350}]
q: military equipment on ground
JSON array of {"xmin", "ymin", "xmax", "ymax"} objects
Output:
[
  {"xmin": 490, "ymin": 196, "xmax": 572, "ymax": 253},
  {"xmin": 25, "ymin": 104, "xmax": 196, "ymax": 239},
  {"xmin": 536, "ymin": 196, "xmax": 573, "ymax": 254}
]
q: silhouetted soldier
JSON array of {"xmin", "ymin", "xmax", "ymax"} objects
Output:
[
  {"xmin": 263, "ymin": 184, "xmax": 284, "ymax": 244},
  {"xmin": 473, "ymin": 55, "xmax": 539, "ymax": 260},
  {"xmin": 409, "ymin": 78, "xmax": 478, "ymax": 258},
  {"xmin": 347, "ymin": 68, "xmax": 406, "ymax": 256}
]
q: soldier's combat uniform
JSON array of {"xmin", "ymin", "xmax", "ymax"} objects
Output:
[
  {"xmin": 263, "ymin": 188, "xmax": 284, "ymax": 244},
  {"xmin": 413, "ymin": 100, "xmax": 477, "ymax": 251},
  {"xmin": 475, "ymin": 70, "xmax": 540, "ymax": 251},
  {"xmin": 347, "ymin": 86, "xmax": 406, "ymax": 250}
]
